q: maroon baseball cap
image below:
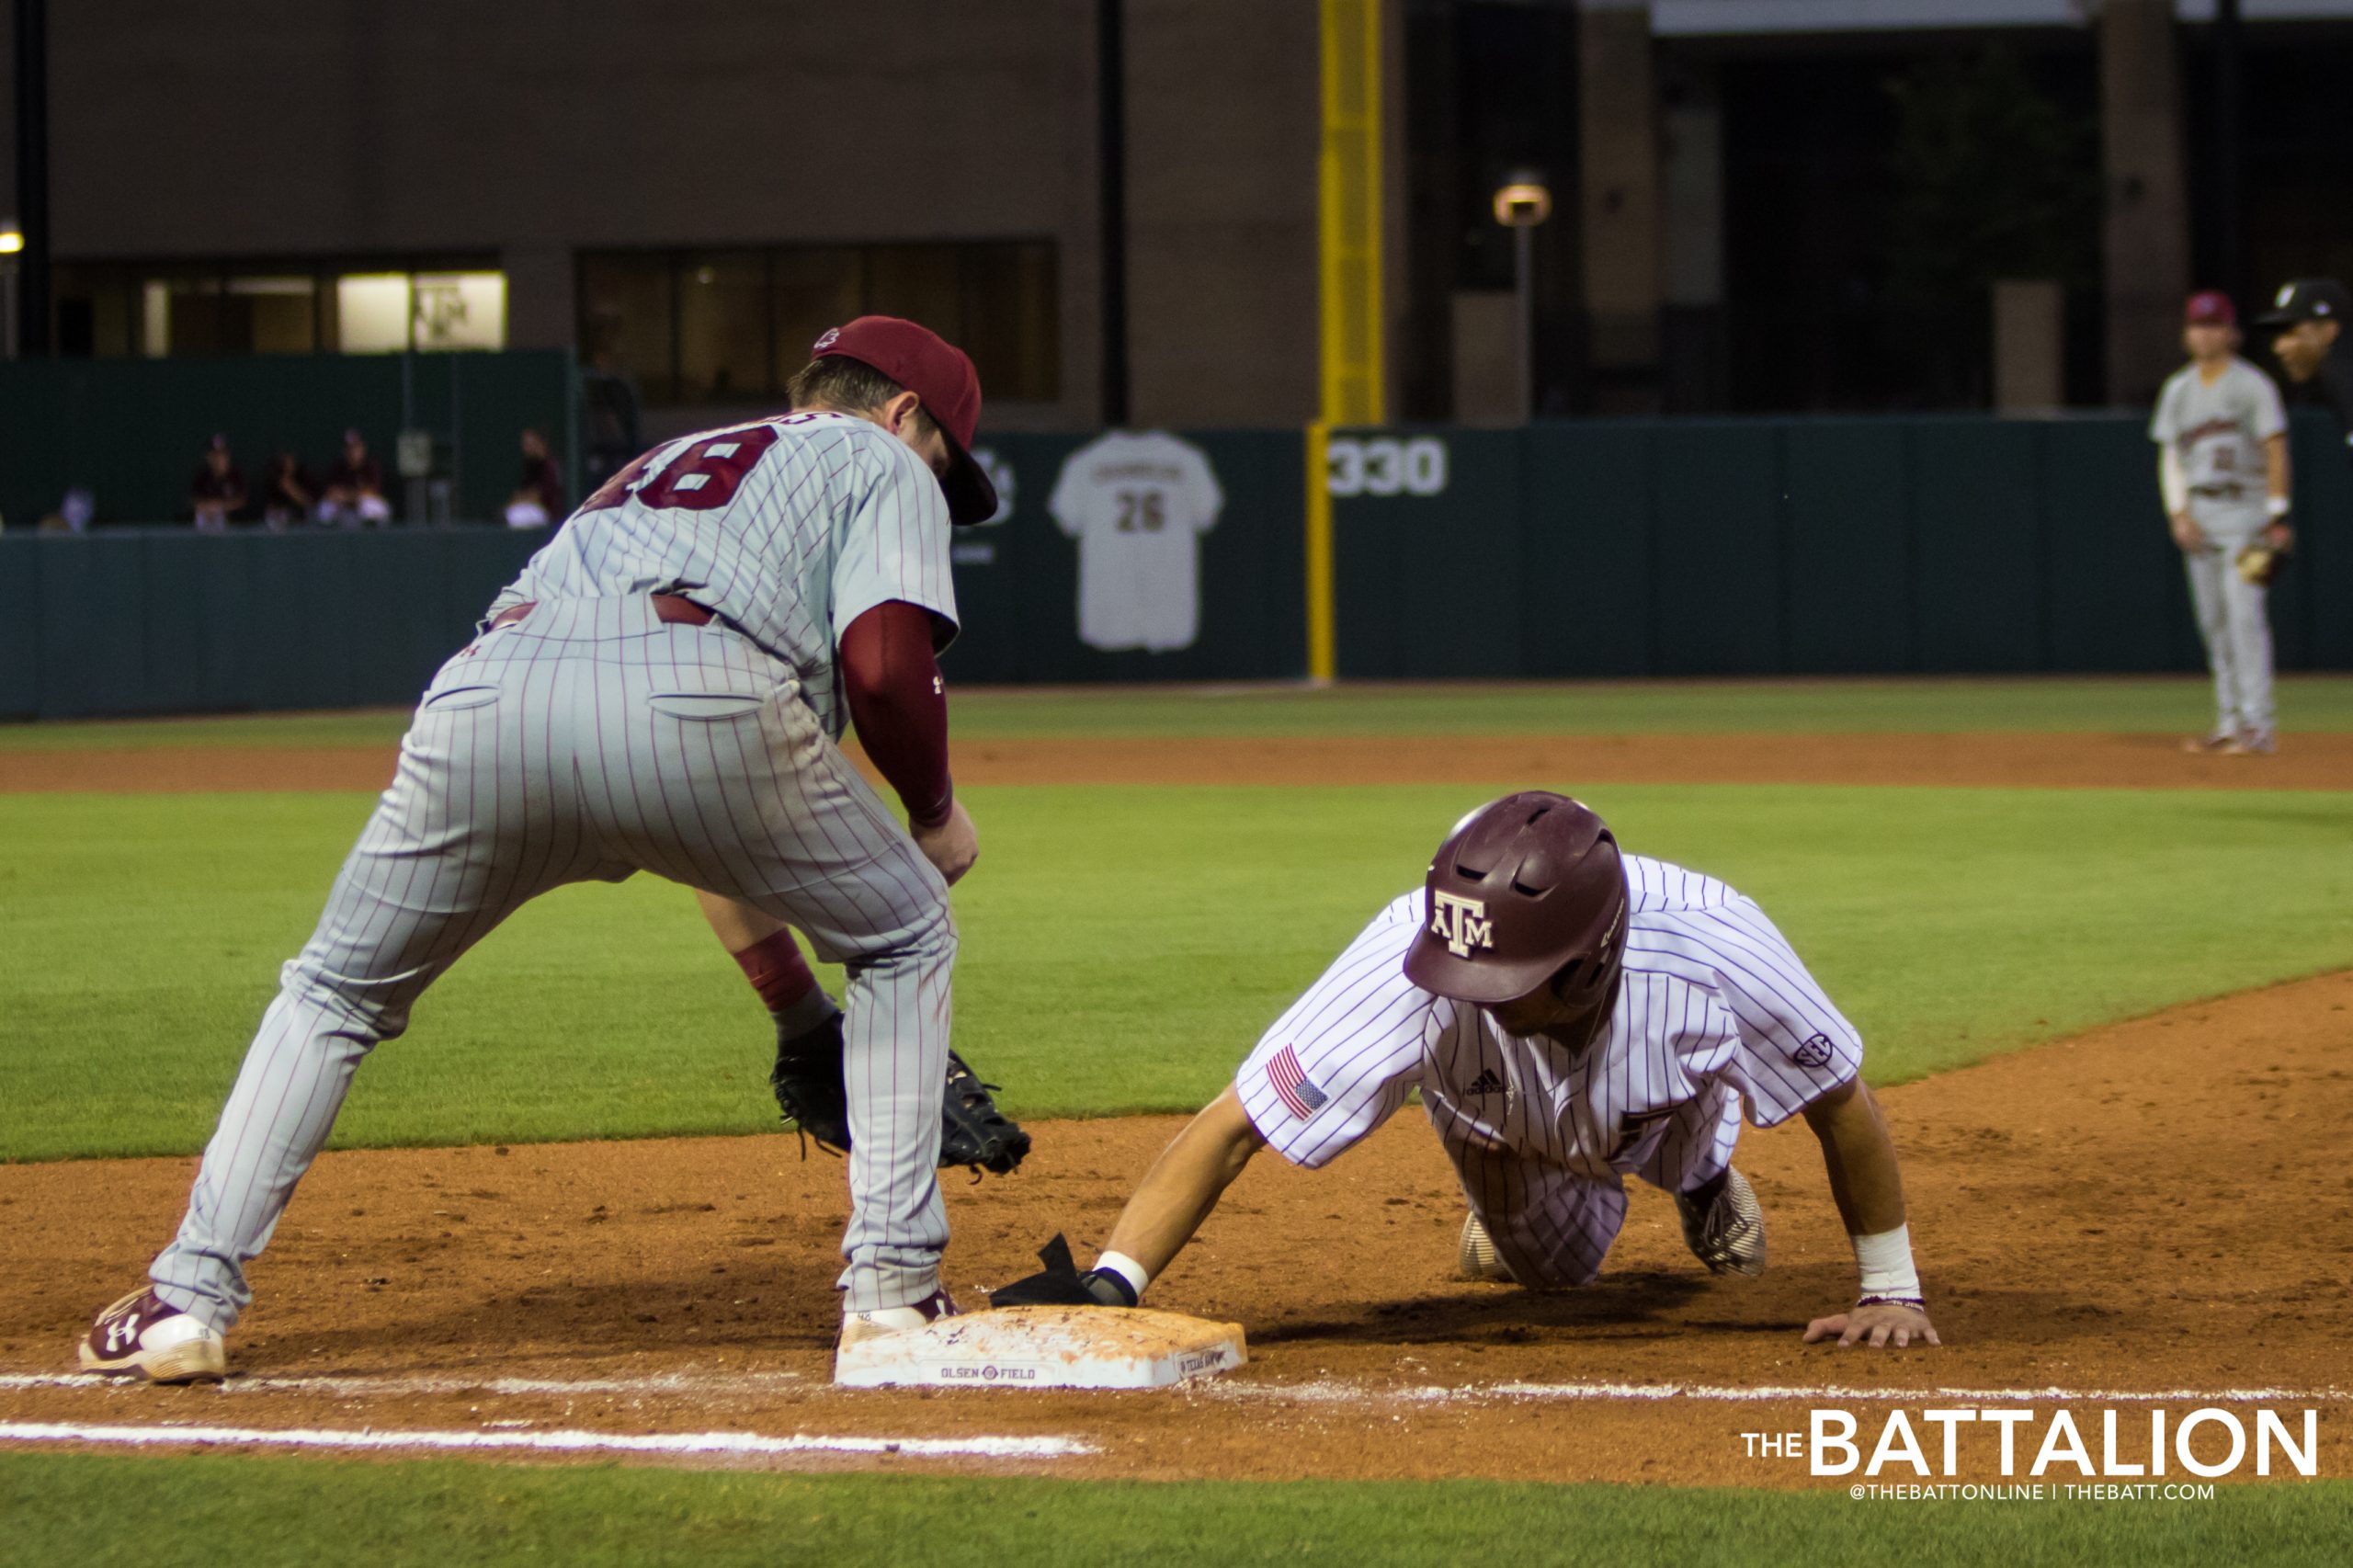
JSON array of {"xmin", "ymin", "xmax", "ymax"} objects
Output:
[
  {"xmin": 2186, "ymin": 290, "xmax": 2237, "ymax": 327},
  {"xmin": 810, "ymin": 315, "xmax": 996, "ymax": 526}
]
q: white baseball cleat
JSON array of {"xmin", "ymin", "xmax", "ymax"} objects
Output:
[
  {"xmin": 2221, "ymin": 729, "xmax": 2277, "ymax": 756},
  {"xmin": 836, "ymin": 1289, "xmax": 961, "ymax": 1353},
  {"xmin": 79, "ymin": 1288, "xmax": 227, "ymax": 1383},
  {"xmin": 1456, "ymin": 1213, "xmax": 1514, "ymax": 1283},
  {"xmin": 2182, "ymin": 730, "xmax": 2237, "ymax": 755},
  {"xmin": 1677, "ymin": 1168, "xmax": 1768, "ymax": 1278}
]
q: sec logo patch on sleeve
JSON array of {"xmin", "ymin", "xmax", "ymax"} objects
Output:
[{"xmin": 1790, "ymin": 1034, "xmax": 1836, "ymax": 1069}]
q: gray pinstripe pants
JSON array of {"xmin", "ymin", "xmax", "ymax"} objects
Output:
[
  {"xmin": 1453, "ymin": 1089, "xmax": 1738, "ymax": 1288},
  {"xmin": 2184, "ymin": 504, "xmax": 2274, "ymax": 739},
  {"xmin": 152, "ymin": 597, "xmax": 956, "ymax": 1327}
]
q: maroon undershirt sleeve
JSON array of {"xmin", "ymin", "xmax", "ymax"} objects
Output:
[{"xmin": 838, "ymin": 600, "xmax": 954, "ymax": 830}]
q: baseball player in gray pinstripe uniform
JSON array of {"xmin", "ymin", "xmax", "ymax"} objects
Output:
[
  {"xmin": 991, "ymin": 793, "xmax": 1940, "ymax": 1351},
  {"xmin": 83, "ymin": 316, "xmax": 997, "ymax": 1383},
  {"xmin": 2154, "ymin": 290, "xmax": 2293, "ymax": 756}
]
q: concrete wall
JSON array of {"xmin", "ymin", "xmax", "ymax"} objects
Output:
[
  {"xmin": 1578, "ymin": 0, "xmax": 1665, "ymax": 413},
  {"xmin": 13, "ymin": 0, "xmax": 1331, "ymax": 431},
  {"xmin": 2099, "ymin": 0, "xmax": 2192, "ymax": 408},
  {"xmin": 29, "ymin": 1, "xmax": 1117, "ymax": 423},
  {"xmin": 1124, "ymin": 0, "xmax": 1321, "ymax": 427}
]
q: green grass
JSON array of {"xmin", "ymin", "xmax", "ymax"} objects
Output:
[
  {"xmin": 8, "ymin": 675, "xmax": 2353, "ymax": 752},
  {"xmin": 1, "ymin": 1455, "xmax": 2342, "ymax": 1567},
  {"xmin": 4, "ymin": 782, "xmax": 2348, "ymax": 1162}
]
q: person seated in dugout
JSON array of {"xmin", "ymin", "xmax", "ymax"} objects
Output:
[
  {"xmin": 261, "ymin": 453, "xmax": 315, "ymax": 532},
  {"xmin": 990, "ymin": 791, "xmax": 1941, "ymax": 1351},
  {"xmin": 316, "ymin": 427, "xmax": 392, "ymax": 526},
  {"xmin": 189, "ymin": 435, "xmax": 247, "ymax": 533},
  {"xmin": 504, "ymin": 426, "xmax": 565, "ymax": 528}
]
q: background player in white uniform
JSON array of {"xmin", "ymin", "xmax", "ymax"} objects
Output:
[
  {"xmin": 2152, "ymin": 290, "xmax": 2292, "ymax": 756},
  {"xmin": 81, "ymin": 316, "xmax": 999, "ymax": 1382},
  {"xmin": 1049, "ymin": 431, "xmax": 1223, "ymax": 653},
  {"xmin": 991, "ymin": 792, "xmax": 1938, "ymax": 1351}
]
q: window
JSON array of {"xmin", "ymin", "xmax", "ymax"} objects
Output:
[
  {"xmin": 335, "ymin": 275, "xmax": 412, "ymax": 353},
  {"xmin": 412, "ymin": 272, "xmax": 507, "ymax": 351},
  {"xmin": 54, "ymin": 261, "xmax": 506, "ymax": 357},
  {"xmin": 678, "ymin": 252, "xmax": 769, "ymax": 403},
  {"xmin": 580, "ymin": 240, "xmax": 1059, "ymax": 406},
  {"xmin": 337, "ymin": 271, "xmax": 508, "ymax": 353},
  {"xmin": 578, "ymin": 254, "xmax": 676, "ymax": 401}
]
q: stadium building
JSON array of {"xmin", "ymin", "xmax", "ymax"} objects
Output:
[{"xmin": 6, "ymin": 1, "xmax": 2353, "ymax": 432}]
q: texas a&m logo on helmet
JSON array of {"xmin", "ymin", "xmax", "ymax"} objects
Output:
[{"xmin": 1429, "ymin": 892, "xmax": 1495, "ymax": 959}]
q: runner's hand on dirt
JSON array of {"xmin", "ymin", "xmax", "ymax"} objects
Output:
[
  {"xmin": 914, "ymin": 800, "xmax": 978, "ymax": 886},
  {"xmin": 1804, "ymin": 1301, "xmax": 1939, "ymax": 1349}
]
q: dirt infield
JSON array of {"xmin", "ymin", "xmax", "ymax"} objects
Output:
[
  {"xmin": 6, "ymin": 730, "xmax": 2347, "ymax": 1485},
  {"xmin": 6, "ymin": 730, "xmax": 2353, "ymax": 794},
  {"xmin": 5, "ymin": 969, "xmax": 2348, "ymax": 1485}
]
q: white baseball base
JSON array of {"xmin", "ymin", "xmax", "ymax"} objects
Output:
[{"xmin": 834, "ymin": 1306, "xmax": 1247, "ymax": 1391}]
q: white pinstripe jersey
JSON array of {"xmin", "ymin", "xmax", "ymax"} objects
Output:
[
  {"xmin": 486, "ymin": 411, "xmax": 957, "ymax": 738},
  {"xmin": 1236, "ymin": 856, "xmax": 1863, "ymax": 1177}
]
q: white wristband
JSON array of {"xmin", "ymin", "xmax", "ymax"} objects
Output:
[
  {"xmin": 1851, "ymin": 1224, "xmax": 1920, "ymax": 1300},
  {"xmin": 1095, "ymin": 1251, "xmax": 1151, "ymax": 1302},
  {"xmin": 2268, "ymin": 495, "xmax": 2292, "ymax": 518}
]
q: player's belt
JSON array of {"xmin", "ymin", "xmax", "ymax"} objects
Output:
[
  {"xmin": 487, "ymin": 594, "xmax": 715, "ymax": 631},
  {"xmin": 2188, "ymin": 483, "xmax": 2248, "ymax": 500}
]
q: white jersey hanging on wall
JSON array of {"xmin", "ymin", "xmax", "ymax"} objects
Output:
[{"xmin": 1049, "ymin": 431, "xmax": 1224, "ymax": 653}]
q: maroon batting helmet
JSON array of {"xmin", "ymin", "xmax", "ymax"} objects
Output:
[{"xmin": 1402, "ymin": 791, "xmax": 1630, "ymax": 1008}]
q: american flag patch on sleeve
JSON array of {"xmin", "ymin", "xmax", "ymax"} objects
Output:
[{"xmin": 1266, "ymin": 1044, "xmax": 1329, "ymax": 1119}]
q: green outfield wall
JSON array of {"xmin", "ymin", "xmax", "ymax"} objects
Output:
[
  {"xmin": 2, "ymin": 413, "xmax": 2346, "ymax": 721},
  {"xmin": 0, "ymin": 352, "xmax": 578, "ymax": 532},
  {"xmin": 1330, "ymin": 412, "xmax": 2353, "ymax": 679}
]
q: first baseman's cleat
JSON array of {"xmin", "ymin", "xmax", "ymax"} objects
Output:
[
  {"xmin": 1677, "ymin": 1167, "xmax": 1768, "ymax": 1278},
  {"xmin": 2182, "ymin": 730, "xmax": 2238, "ymax": 755},
  {"xmin": 836, "ymin": 1289, "xmax": 961, "ymax": 1354},
  {"xmin": 2221, "ymin": 729, "xmax": 2277, "ymax": 756},
  {"xmin": 79, "ymin": 1288, "xmax": 226, "ymax": 1383},
  {"xmin": 1456, "ymin": 1213, "xmax": 1514, "ymax": 1283}
]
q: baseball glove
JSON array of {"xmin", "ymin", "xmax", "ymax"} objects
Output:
[
  {"xmin": 769, "ymin": 1015, "xmax": 851, "ymax": 1156},
  {"xmin": 2236, "ymin": 540, "xmax": 2285, "ymax": 586},
  {"xmin": 985, "ymin": 1233, "xmax": 1138, "ymax": 1309},
  {"xmin": 768, "ymin": 1021, "xmax": 1030, "ymax": 1176},
  {"xmin": 941, "ymin": 1050, "xmax": 1032, "ymax": 1176}
]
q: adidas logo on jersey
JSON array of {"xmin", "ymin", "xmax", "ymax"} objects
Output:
[{"xmin": 1463, "ymin": 1068, "xmax": 1506, "ymax": 1096}]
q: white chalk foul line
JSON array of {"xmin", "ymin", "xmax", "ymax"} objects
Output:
[
  {"xmin": 1489, "ymin": 1381, "xmax": 2347, "ymax": 1404},
  {"xmin": 1200, "ymin": 1379, "xmax": 2349, "ymax": 1407},
  {"xmin": 0, "ymin": 1420, "xmax": 1093, "ymax": 1460},
  {"xmin": 0, "ymin": 1370, "xmax": 800, "ymax": 1398},
  {"xmin": 8, "ymin": 1369, "xmax": 2341, "ymax": 1411}
]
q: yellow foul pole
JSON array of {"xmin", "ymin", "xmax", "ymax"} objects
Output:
[{"xmin": 1313, "ymin": 0, "xmax": 1382, "ymax": 682}]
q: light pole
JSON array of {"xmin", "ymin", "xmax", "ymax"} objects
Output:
[
  {"xmin": 0, "ymin": 222, "xmax": 20, "ymax": 360},
  {"xmin": 14, "ymin": 0, "xmax": 48, "ymax": 357},
  {"xmin": 1492, "ymin": 169, "xmax": 1552, "ymax": 423}
]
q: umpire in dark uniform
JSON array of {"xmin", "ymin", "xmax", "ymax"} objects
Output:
[{"xmin": 2258, "ymin": 278, "xmax": 2353, "ymax": 453}]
